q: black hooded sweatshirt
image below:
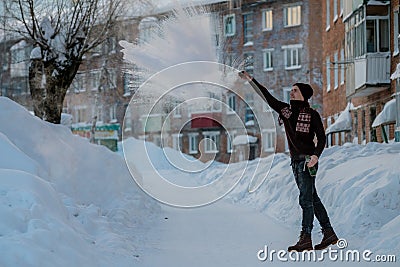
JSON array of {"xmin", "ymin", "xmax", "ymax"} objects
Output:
[{"xmin": 249, "ymin": 78, "xmax": 326, "ymax": 158}]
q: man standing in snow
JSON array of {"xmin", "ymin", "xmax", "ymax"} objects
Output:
[{"xmin": 239, "ymin": 71, "xmax": 339, "ymax": 252}]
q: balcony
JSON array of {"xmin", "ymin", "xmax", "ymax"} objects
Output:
[
  {"xmin": 191, "ymin": 112, "xmax": 222, "ymax": 128},
  {"xmin": 346, "ymin": 53, "xmax": 390, "ymax": 98}
]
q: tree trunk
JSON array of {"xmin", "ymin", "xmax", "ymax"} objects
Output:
[
  {"xmin": 29, "ymin": 58, "xmax": 80, "ymax": 124},
  {"xmin": 29, "ymin": 60, "xmax": 45, "ymax": 119},
  {"xmin": 43, "ymin": 84, "xmax": 68, "ymax": 124}
]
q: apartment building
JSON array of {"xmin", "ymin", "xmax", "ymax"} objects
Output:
[
  {"xmin": 0, "ymin": 35, "xmax": 32, "ymax": 109},
  {"xmin": 391, "ymin": 0, "xmax": 400, "ymax": 141},
  {"xmin": 322, "ymin": 0, "xmax": 351, "ymax": 145},
  {"xmin": 220, "ymin": 0, "xmax": 324, "ymax": 155}
]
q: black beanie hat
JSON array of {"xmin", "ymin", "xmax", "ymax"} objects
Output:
[{"xmin": 294, "ymin": 83, "xmax": 313, "ymax": 100}]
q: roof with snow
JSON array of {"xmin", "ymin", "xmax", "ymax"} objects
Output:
[
  {"xmin": 232, "ymin": 135, "xmax": 258, "ymax": 146},
  {"xmin": 372, "ymin": 99, "xmax": 397, "ymax": 128},
  {"xmin": 325, "ymin": 102, "xmax": 353, "ymax": 134}
]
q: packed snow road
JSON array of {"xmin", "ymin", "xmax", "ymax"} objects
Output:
[{"xmin": 134, "ymin": 199, "xmax": 372, "ymax": 267}]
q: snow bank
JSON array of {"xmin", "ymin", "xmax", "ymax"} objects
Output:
[
  {"xmin": 0, "ymin": 97, "xmax": 160, "ymax": 267},
  {"xmin": 200, "ymin": 143, "xmax": 400, "ymax": 254}
]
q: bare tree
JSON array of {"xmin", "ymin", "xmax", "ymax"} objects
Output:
[{"xmin": 2, "ymin": 0, "xmax": 128, "ymax": 124}]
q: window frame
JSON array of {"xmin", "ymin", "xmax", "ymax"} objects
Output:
[
  {"xmin": 394, "ymin": 10, "xmax": 399, "ymax": 57},
  {"xmin": 263, "ymin": 129, "xmax": 276, "ymax": 152},
  {"xmin": 262, "ymin": 9, "xmax": 273, "ymax": 31},
  {"xmin": 202, "ymin": 131, "xmax": 220, "ymax": 153},
  {"xmin": 334, "ymin": 52, "xmax": 338, "ymax": 90},
  {"xmin": 326, "ymin": 0, "xmax": 331, "ymax": 31},
  {"xmin": 326, "ymin": 55, "xmax": 331, "ymax": 92},
  {"xmin": 188, "ymin": 133, "xmax": 199, "ymax": 154},
  {"xmin": 226, "ymin": 131, "xmax": 236, "ymax": 153},
  {"xmin": 224, "ymin": 14, "xmax": 236, "ymax": 37},
  {"xmin": 282, "ymin": 44, "xmax": 302, "ymax": 70},
  {"xmin": 262, "ymin": 48, "xmax": 274, "ymax": 71},
  {"xmin": 284, "ymin": 4, "xmax": 301, "ymax": 28},
  {"xmin": 243, "ymin": 12, "xmax": 253, "ymax": 44},
  {"xmin": 227, "ymin": 93, "xmax": 236, "ymax": 114},
  {"xmin": 172, "ymin": 133, "xmax": 183, "ymax": 151}
]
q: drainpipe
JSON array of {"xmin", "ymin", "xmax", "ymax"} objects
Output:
[{"xmin": 396, "ymin": 79, "xmax": 400, "ymax": 142}]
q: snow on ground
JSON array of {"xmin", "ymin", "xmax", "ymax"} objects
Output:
[
  {"xmin": 0, "ymin": 97, "xmax": 399, "ymax": 266},
  {"xmin": 0, "ymin": 97, "xmax": 161, "ymax": 267},
  {"xmin": 199, "ymin": 143, "xmax": 400, "ymax": 255}
]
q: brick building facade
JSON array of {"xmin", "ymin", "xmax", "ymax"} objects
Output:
[{"xmin": 323, "ymin": 0, "xmax": 395, "ymax": 146}]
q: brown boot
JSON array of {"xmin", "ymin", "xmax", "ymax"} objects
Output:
[
  {"xmin": 288, "ymin": 231, "xmax": 313, "ymax": 252},
  {"xmin": 314, "ymin": 228, "xmax": 339, "ymax": 250}
]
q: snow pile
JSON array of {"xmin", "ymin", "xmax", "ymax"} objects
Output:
[
  {"xmin": 0, "ymin": 97, "xmax": 160, "ymax": 267},
  {"xmin": 199, "ymin": 143, "xmax": 400, "ymax": 254},
  {"xmin": 1, "ymin": 96, "xmax": 399, "ymax": 265}
]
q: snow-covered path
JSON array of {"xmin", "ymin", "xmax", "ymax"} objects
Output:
[
  {"xmin": 134, "ymin": 199, "xmax": 368, "ymax": 267},
  {"xmin": 135, "ymin": 199, "xmax": 291, "ymax": 266}
]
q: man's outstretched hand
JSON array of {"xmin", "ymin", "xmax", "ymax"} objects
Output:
[{"xmin": 238, "ymin": 70, "xmax": 252, "ymax": 82}]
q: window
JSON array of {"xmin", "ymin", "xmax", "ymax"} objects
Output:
[
  {"xmin": 139, "ymin": 17, "xmax": 158, "ymax": 44},
  {"xmin": 326, "ymin": 56, "xmax": 331, "ymax": 92},
  {"xmin": 173, "ymin": 101, "xmax": 182, "ymax": 118},
  {"xmin": 263, "ymin": 129, "xmax": 275, "ymax": 152},
  {"xmin": 226, "ymin": 131, "xmax": 236, "ymax": 153},
  {"xmin": 340, "ymin": 0, "xmax": 343, "ymax": 16},
  {"xmin": 282, "ymin": 44, "xmax": 302, "ymax": 69},
  {"xmin": 227, "ymin": 93, "xmax": 236, "ymax": 113},
  {"xmin": 346, "ymin": 7, "xmax": 390, "ymax": 59},
  {"xmin": 340, "ymin": 49, "xmax": 345, "ymax": 84},
  {"xmin": 90, "ymin": 71, "xmax": 101, "ymax": 90},
  {"xmin": 110, "ymin": 104, "xmax": 117, "ymax": 122},
  {"xmin": 172, "ymin": 134, "xmax": 183, "ymax": 151},
  {"xmin": 91, "ymin": 44, "xmax": 102, "ymax": 55},
  {"xmin": 326, "ymin": 0, "xmax": 330, "ymax": 30},
  {"xmin": 284, "ymin": 5, "xmax": 301, "ymax": 27},
  {"xmin": 106, "ymin": 37, "xmax": 117, "ymax": 53},
  {"xmin": 188, "ymin": 133, "xmax": 199, "ymax": 154},
  {"xmin": 124, "ymin": 105, "xmax": 132, "ymax": 132},
  {"xmin": 123, "ymin": 72, "xmax": 132, "ymax": 95},
  {"xmin": 243, "ymin": 52, "xmax": 254, "ymax": 75},
  {"xmin": 334, "ymin": 52, "xmax": 338, "ymax": 89},
  {"xmin": 262, "ymin": 9, "xmax": 273, "ymax": 31},
  {"xmin": 75, "ymin": 106, "xmax": 87, "ymax": 123},
  {"xmin": 224, "ymin": 14, "xmax": 236, "ymax": 36},
  {"xmin": 327, "ymin": 116, "xmax": 332, "ymax": 146},
  {"xmin": 243, "ymin": 13, "xmax": 253, "ymax": 44},
  {"xmin": 203, "ymin": 131, "xmax": 220, "ymax": 153},
  {"xmin": 394, "ymin": 11, "xmax": 399, "ymax": 56},
  {"xmin": 209, "ymin": 92, "xmax": 222, "ymax": 112},
  {"xmin": 366, "ymin": 18, "xmax": 389, "ymax": 53},
  {"xmin": 93, "ymin": 105, "xmax": 104, "ymax": 122},
  {"xmin": 189, "ymin": 92, "xmax": 222, "ymax": 114},
  {"xmin": 72, "ymin": 73, "xmax": 86, "ymax": 93},
  {"xmin": 262, "ymin": 49, "xmax": 274, "ymax": 71},
  {"xmin": 108, "ymin": 69, "xmax": 117, "ymax": 89},
  {"xmin": 333, "ymin": 0, "xmax": 338, "ymax": 22},
  {"xmin": 283, "ymin": 87, "xmax": 291, "ymax": 103},
  {"xmin": 244, "ymin": 93, "xmax": 254, "ymax": 123},
  {"xmin": 11, "ymin": 46, "xmax": 29, "ymax": 64}
]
